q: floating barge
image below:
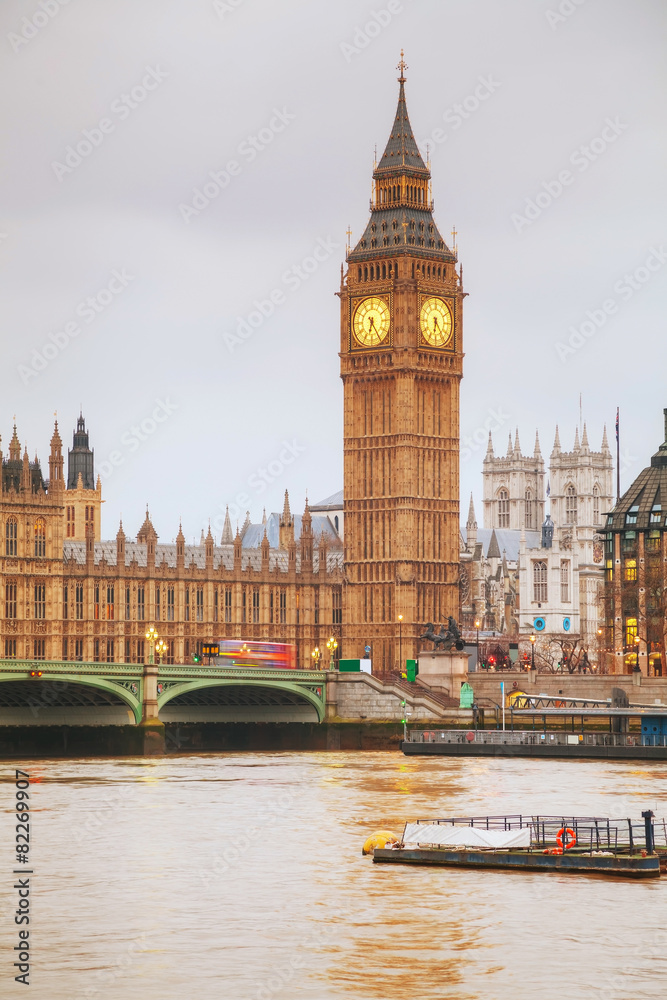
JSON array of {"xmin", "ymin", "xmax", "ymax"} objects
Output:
[{"xmin": 373, "ymin": 813, "xmax": 666, "ymax": 879}]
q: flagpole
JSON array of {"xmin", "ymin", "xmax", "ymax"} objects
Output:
[{"xmin": 616, "ymin": 407, "xmax": 620, "ymax": 503}]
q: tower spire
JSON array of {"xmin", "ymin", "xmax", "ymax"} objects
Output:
[{"xmin": 397, "ymin": 48, "xmax": 408, "ymax": 83}]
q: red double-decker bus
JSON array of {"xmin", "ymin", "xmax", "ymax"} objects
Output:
[{"xmin": 215, "ymin": 640, "xmax": 297, "ymax": 670}]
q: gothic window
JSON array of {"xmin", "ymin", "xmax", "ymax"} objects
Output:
[
  {"xmin": 63, "ymin": 638, "xmax": 68, "ymax": 661},
  {"xmin": 419, "ymin": 221, "xmax": 424, "ymax": 232},
  {"xmin": 5, "ymin": 639, "xmax": 17, "ymax": 659},
  {"xmin": 5, "ymin": 581, "xmax": 17, "ymax": 619},
  {"xmin": 429, "ymin": 239, "xmax": 435, "ymax": 248},
  {"xmin": 525, "ymin": 489, "xmax": 533, "ymax": 530},
  {"xmin": 106, "ymin": 640, "xmax": 115, "ymax": 663},
  {"xmin": 137, "ymin": 587, "xmax": 145, "ymax": 621},
  {"xmin": 357, "ymin": 266, "xmax": 361, "ymax": 281},
  {"xmin": 224, "ymin": 588, "xmax": 232, "ymax": 623},
  {"xmin": 33, "ymin": 519, "xmax": 46, "ymax": 557},
  {"xmin": 314, "ymin": 589, "xmax": 319, "ymax": 625},
  {"xmin": 438, "ymin": 240, "xmax": 444, "ymax": 249},
  {"xmin": 33, "ymin": 639, "xmax": 45, "ymax": 661},
  {"xmin": 252, "ymin": 587, "xmax": 260, "ymax": 623},
  {"xmin": 363, "ymin": 266, "xmax": 368, "ymax": 280},
  {"xmin": 370, "ymin": 238, "xmax": 377, "ymax": 248},
  {"xmin": 137, "ymin": 639, "xmax": 145, "ymax": 663},
  {"xmin": 393, "ymin": 235, "xmax": 400, "ymax": 245},
  {"xmin": 392, "ymin": 219, "xmax": 398, "ymax": 230},
  {"xmin": 565, "ymin": 485, "xmax": 577, "ymax": 524},
  {"xmin": 332, "ymin": 588, "xmax": 342, "ymax": 624},
  {"xmin": 75, "ymin": 639, "xmax": 83, "ymax": 661},
  {"xmin": 94, "ymin": 584, "xmax": 100, "ymax": 620},
  {"xmin": 533, "ymin": 561, "xmax": 548, "ymax": 603},
  {"xmin": 370, "ymin": 222, "xmax": 376, "ymax": 233},
  {"xmin": 269, "ymin": 590, "xmax": 274, "ymax": 624},
  {"xmin": 560, "ymin": 560, "xmax": 570, "ymax": 602},
  {"xmin": 125, "ymin": 586, "xmax": 131, "ymax": 620},
  {"xmin": 63, "ymin": 584, "xmax": 68, "ymax": 620},
  {"xmin": 34, "ymin": 583, "xmax": 46, "ymax": 619},
  {"xmin": 242, "ymin": 589, "xmax": 247, "ymax": 623},
  {"xmin": 76, "ymin": 584, "xmax": 84, "ymax": 620},
  {"xmin": 381, "ymin": 221, "xmax": 387, "ymax": 232},
  {"xmin": 593, "ymin": 485, "xmax": 601, "ymax": 523},
  {"xmin": 382, "ymin": 236, "xmax": 389, "ymax": 247},
  {"xmin": 196, "ymin": 586, "xmax": 204, "ymax": 622},
  {"xmin": 382, "ymin": 263, "xmax": 386, "ymax": 279},
  {"xmin": 106, "ymin": 585, "xmax": 114, "ymax": 620},
  {"xmin": 155, "ymin": 585, "xmax": 161, "ymax": 621},
  {"xmin": 279, "ymin": 588, "xmax": 287, "ymax": 624},
  {"xmin": 66, "ymin": 505, "xmax": 75, "ymax": 537},
  {"xmin": 184, "ymin": 587, "xmax": 190, "ymax": 621},
  {"xmin": 418, "ymin": 237, "xmax": 424, "ymax": 246},
  {"xmin": 167, "ymin": 587, "xmax": 175, "ymax": 621},
  {"xmin": 429, "ymin": 223, "xmax": 434, "ymax": 234},
  {"xmin": 214, "ymin": 589, "xmax": 219, "ymax": 623},
  {"xmin": 5, "ymin": 517, "xmax": 17, "ymax": 556},
  {"xmin": 498, "ymin": 488, "xmax": 510, "ymax": 528}
]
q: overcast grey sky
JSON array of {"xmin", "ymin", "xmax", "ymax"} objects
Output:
[{"xmin": 1, "ymin": 0, "xmax": 665, "ymax": 542}]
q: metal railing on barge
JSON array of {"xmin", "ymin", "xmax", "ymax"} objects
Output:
[
  {"xmin": 409, "ymin": 729, "xmax": 667, "ymax": 748},
  {"xmin": 405, "ymin": 814, "xmax": 667, "ymax": 854}
]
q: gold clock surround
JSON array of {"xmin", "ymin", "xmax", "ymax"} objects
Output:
[
  {"xmin": 352, "ymin": 295, "xmax": 391, "ymax": 348},
  {"xmin": 420, "ymin": 295, "xmax": 454, "ymax": 348}
]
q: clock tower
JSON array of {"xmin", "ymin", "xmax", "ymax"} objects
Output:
[{"xmin": 340, "ymin": 56, "xmax": 465, "ymax": 670}]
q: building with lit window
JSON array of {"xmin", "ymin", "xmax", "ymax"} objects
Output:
[{"xmin": 598, "ymin": 410, "xmax": 667, "ymax": 675}]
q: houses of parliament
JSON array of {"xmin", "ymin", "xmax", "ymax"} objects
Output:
[{"xmin": 1, "ymin": 62, "xmax": 465, "ymax": 671}]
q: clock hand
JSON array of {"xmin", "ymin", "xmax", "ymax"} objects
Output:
[
  {"xmin": 368, "ymin": 315, "xmax": 376, "ymax": 331},
  {"xmin": 433, "ymin": 316, "xmax": 439, "ymax": 332}
]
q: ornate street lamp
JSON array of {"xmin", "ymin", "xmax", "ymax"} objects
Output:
[
  {"xmin": 145, "ymin": 626, "xmax": 158, "ymax": 665},
  {"xmin": 326, "ymin": 636, "xmax": 338, "ymax": 671},
  {"xmin": 155, "ymin": 639, "xmax": 168, "ymax": 665},
  {"xmin": 311, "ymin": 646, "xmax": 320, "ymax": 669},
  {"xmin": 530, "ymin": 632, "xmax": 536, "ymax": 671},
  {"xmin": 398, "ymin": 614, "xmax": 403, "ymax": 674},
  {"xmin": 474, "ymin": 619, "xmax": 481, "ymax": 669}
]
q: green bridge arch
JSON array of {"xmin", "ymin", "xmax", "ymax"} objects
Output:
[
  {"xmin": 0, "ymin": 670, "xmax": 142, "ymax": 723},
  {"xmin": 157, "ymin": 678, "xmax": 326, "ymax": 723}
]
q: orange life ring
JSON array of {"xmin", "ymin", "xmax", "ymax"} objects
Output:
[{"xmin": 556, "ymin": 827, "xmax": 576, "ymax": 851}]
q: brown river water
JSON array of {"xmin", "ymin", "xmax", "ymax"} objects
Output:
[{"xmin": 1, "ymin": 752, "xmax": 666, "ymax": 999}]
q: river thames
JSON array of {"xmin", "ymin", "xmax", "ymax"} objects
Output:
[{"xmin": 2, "ymin": 752, "xmax": 666, "ymax": 998}]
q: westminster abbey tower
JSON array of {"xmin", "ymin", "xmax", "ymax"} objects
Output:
[{"xmin": 340, "ymin": 57, "xmax": 465, "ymax": 668}]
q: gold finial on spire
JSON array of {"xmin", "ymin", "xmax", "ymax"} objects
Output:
[
  {"xmin": 451, "ymin": 225, "xmax": 458, "ymax": 252},
  {"xmin": 346, "ymin": 226, "xmax": 352, "ymax": 254},
  {"xmin": 397, "ymin": 49, "xmax": 408, "ymax": 83}
]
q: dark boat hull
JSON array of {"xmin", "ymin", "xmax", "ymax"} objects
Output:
[
  {"xmin": 401, "ymin": 741, "xmax": 667, "ymax": 760},
  {"xmin": 373, "ymin": 847, "xmax": 661, "ymax": 878}
]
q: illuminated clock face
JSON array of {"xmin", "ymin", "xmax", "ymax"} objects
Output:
[
  {"xmin": 353, "ymin": 296, "xmax": 390, "ymax": 347},
  {"xmin": 420, "ymin": 296, "xmax": 453, "ymax": 347}
]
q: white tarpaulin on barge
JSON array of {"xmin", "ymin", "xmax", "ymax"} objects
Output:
[{"xmin": 402, "ymin": 824, "xmax": 531, "ymax": 849}]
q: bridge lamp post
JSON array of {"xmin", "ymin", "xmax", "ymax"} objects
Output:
[
  {"xmin": 155, "ymin": 639, "xmax": 168, "ymax": 665},
  {"xmin": 398, "ymin": 614, "xmax": 403, "ymax": 674},
  {"xmin": 530, "ymin": 632, "xmax": 536, "ymax": 672},
  {"xmin": 326, "ymin": 636, "xmax": 338, "ymax": 671},
  {"xmin": 145, "ymin": 626, "xmax": 158, "ymax": 665},
  {"xmin": 311, "ymin": 646, "xmax": 320, "ymax": 669}
]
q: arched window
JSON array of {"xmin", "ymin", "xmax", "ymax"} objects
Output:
[
  {"xmin": 533, "ymin": 561, "xmax": 548, "ymax": 603},
  {"xmin": 363, "ymin": 266, "xmax": 368, "ymax": 281},
  {"xmin": 334, "ymin": 515, "xmax": 339, "ymax": 533},
  {"xmin": 498, "ymin": 488, "xmax": 510, "ymax": 528},
  {"xmin": 525, "ymin": 489, "xmax": 533, "ymax": 529},
  {"xmin": 34, "ymin": 519, "xmax": 46, "ymax": 557},
  {"xmin": 5, "ymin": 517, "xmax": 17, "ymax": 557},
  {"xmin": 593, "ymin": 485, "xmax": 600, "ymax": 524},
  {"xmin": 382, "ymin": 263, "xmax": 386, "ymax": 279},
  {"xmin": 565, "ymin": 485, "xmax": 577, "ymax": 524}
]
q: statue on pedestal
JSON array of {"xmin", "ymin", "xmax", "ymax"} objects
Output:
[{"xmin": 420, "ymin": 617, "xmax": 464, "ymax": 651}]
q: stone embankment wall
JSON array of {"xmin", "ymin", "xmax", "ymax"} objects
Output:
[{"xmin": 467, "ymin": 671, "xmax": 667, "ymax": 705}]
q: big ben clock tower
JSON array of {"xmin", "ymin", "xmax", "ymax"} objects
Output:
[{"xmin": 340, "ymin": 55, "xmax": 465, "ymax": 670}]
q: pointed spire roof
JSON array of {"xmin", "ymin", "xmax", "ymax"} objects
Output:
[
  {"xmin": 262, "ymin": 507, "xmax": 267, "ymax": 525},
  {"xmin": 506, "ymin": 433, "xmax": 513, "ymax": 457},
  {"xmin": 176, "ymin": 521, "xmax": 185, "ymax": 543},
  {"xmin": 206, "ymin": 522, "xmax": 213, "ymax": 541},
  {"xmin": 573, "ymin": 427, "xmax": 581, "ymax": 451},
  {"xmin": 466, "ymin": 493, "xmax": 477, "ymax": 528},
  {"xmin": 513, "ymin": 428, "xmax": 522, "ymax": 456},
  {"xmin": 601, "ymin": 425, "xmax": 610, "ymax": 453},
  {"xmin": 487, "ymin": 529, "xmax": 501, "ymax": 560},
  {"xmin": 199, "ymin": 529, "xmax": 205, "ymax": 546},
  {"xmin": 9, "ymin": 424, "xmax": 20, "ymax": 461},
  {"xmin": 137, "ymin": 507, "xmax": 157, "ymax": 542},
  {"xmin": 375, "ymin": 55, "xmax": 428, "ymax": 175},
  {"xmin": 50, "ymin": 420, "xmax": 62, "ymax": 450},
  {"xmin": 485, "ymin": 431, "xmax": 494, "ymax": 459},
  {"xmin": 552, "ymin": 425, "xmax": 561, "ymax": 454},
  {"xmin": 221, "ymin": 506, "xmax": 233, "ymax": 544},
  {"xmin": 534, "ymin": 430, "xmax": 542, "ymax": 458},
  {"xmin": 581, "ymin": 422, "xmax": 589, "ymax": 450},
  {"xmin": 281, "ymin": 489, "xmax": 292, "ymax": 525}
]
